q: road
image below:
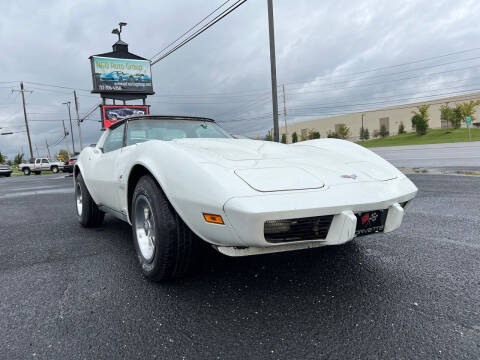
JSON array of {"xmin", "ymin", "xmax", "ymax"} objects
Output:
[
  {"xmin": 371, "ymin": 141, "xmax": 480, "ymax": 169},
  {"xmin": 1, "ymin": 173, "xmax": 479, "ymax": 359}
]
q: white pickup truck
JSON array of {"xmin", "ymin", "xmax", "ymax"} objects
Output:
[{"xmin": 19, "ymin": 158, "xmax": 64, "ymax": 175}]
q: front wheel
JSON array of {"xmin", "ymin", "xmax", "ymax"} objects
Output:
[
  {"xmin": 76, "ymin": 173, "xmax": 104, "ymax": 227},
  {"xmin": 23, "ymin": 168, "xmax": 31, "ymax": 176},
  {"xmin": 132, "ymin": 175, "xmax": 199, "ymax": 281},
  {"xmin": 51, "ymin": 166, "xmax": 58, "ymax": 173}
]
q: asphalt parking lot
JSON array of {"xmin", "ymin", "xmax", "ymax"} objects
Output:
[{"xmin": 1, "ymin": 173, "xmax": 479, "ymax": 359}]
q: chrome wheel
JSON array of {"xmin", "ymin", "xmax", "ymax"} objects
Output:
[
  {"xmin": 76, "ymin": 183, "xmax": 83, "ymax": 216},
  {"xmin": 134, "ymin": 195, "xmax": 156, "ymax": 262}
]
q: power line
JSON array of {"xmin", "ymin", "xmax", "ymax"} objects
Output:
[
  {"xmin": 149, "ymin": 0, "xmax": 232, "ymax": 60},
  {"xmin": 151, "ymin": 0, "xmax": 247, "ymax": 65},
  {"xmin": 281, "ymin": 47, "xmax": 480, "ymax": 86},
  {"xmin": 219, "ymin": 89, "xmax": 480, "ymax": 123}
]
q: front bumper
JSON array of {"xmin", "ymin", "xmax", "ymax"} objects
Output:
[
  {"xmin": 0, "ymin": 169, "xmax": 12, "ymax": 176},
  {"xmin": 211, "ymin": 177, "xmax": 417, "ymax": 254}
]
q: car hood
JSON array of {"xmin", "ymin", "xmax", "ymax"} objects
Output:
[{"xmin": 167, "ymin": 138, "xmax": 400, "ymax": 191}]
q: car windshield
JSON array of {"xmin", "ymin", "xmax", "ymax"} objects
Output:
[{"xmin": 126, "ymin": 119, "xmax": 232, "ymax": 145}]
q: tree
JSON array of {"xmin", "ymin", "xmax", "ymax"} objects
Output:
[
  {"xmin": 14, "ymin": 153, "xmax": 24, "ymax": 165},
  {"xmin": 281, "ymin": 133, "xmax": 287, "ymax": 143},
  {"xmin": 7, "ymin": 160, "xmax": 12, "ymax": 166},
  {"xmin": 308, "ymin": 129, "xmax": 320, "ymax": 139},
  {"xmin": 291, "ymin": 132, "xmax": 298, "ymax": 143},
  {"xmin": 440, "ymin": 105, "xmax": 456, "ymax": 128},
  {"xmin": 379, "ymin": 124, "xmax": 389, "ymax": 138},
  {"xmin": 398, "ymin": 122, "xmax": 406, "ymax": 134},
  {"xmin": 264, "ymin": 131, "xmax": 273, "ymax": 141},
  {"xmin": 337, "ymin": 124, "xmax": 350, "ymax": 139},
  {"xmin": 457, "ymin": 100, "xmax": 480, "ymax": 124},
  {"xmin": 58, "ymin": 149, "xmax": 70, "ymax": 162},
  {"xmin": 452, "ymin": 106, "xmax": 463, "ymax": 128},
  {"xmin": 0, "ymin": 152, "xmax": 4, "ymax": 164},
  {"xmin": 359, "ymin": 127, "xmax": 370, "ymax": 140},
  {"xmin": 411, "ymin": 105, "xmax": 430, "ymax": 136}
]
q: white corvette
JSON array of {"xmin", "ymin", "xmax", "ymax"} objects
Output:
[{"xmin": 74, "ymin": 115, "xmax": 417, "ymax": 281}]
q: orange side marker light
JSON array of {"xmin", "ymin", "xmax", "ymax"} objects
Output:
[{"xmin": 203, "ymin": 213, "xmax": 224, "ymax": 224}]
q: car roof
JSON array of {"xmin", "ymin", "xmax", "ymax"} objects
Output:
[{"xmin": 109, "ymin": 115, "xmax": 216, "ymax": 130}]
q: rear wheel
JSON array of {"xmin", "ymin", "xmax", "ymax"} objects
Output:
[
  {"xmin": 23, "ymin": 168, "xmax": 30, "ymax": 176},
  {"xmin": 131, "ymin": 175, "xmax": 199, "ymax": 281},
  {"xmin": 76, "ymin": 173, "xmax": 104, "ymax": 227},
  {"xmin": 51, "ymin": 166, "xmax": 58, "ymax": 173}
]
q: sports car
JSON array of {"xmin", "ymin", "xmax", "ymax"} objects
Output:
[
  {"xmin": 74, "ymin": 115, "xmax": 417, "ymax": 281},
  {"xmin": 100, "ymin": 71, "xmax": 131, "ymax": 82}
]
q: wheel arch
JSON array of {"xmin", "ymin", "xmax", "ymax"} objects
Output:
[{"xmin": 127, "ymin": 164, "xmax": 168, "ymax": 224}]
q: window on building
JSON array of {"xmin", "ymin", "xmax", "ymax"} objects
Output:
[
  {"xmin": 379, "ymin": 117, "xmax": 390, "ymax": 131},
  {"xmin": 301, "ymin": 128, "xmax": 308, "ymax": 139}
]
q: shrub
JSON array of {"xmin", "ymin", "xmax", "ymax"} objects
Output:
[
  {"xmin": 327, "ymin": 131, "xmax": 339, "ymax": 138},
  {"xmin": 359, "ymin": 127, "xmax": 370, "ymax": 140},
  {"xmin": 291, "ymin": 132, "xmax": 298, "ymax": 143},
  {"xmin": 398, "ymin": 122, "xmax": 405, "ymax": 134},
  {"xmin": 264, "ymin": 131, "xmax": 273, "ymax": 141},
  {"xmin": 411, "ymin": 105, "xmax": 430, "ymax": 136},
  {"xmin": 379, "ymin": 124, "xmax": 389, "ymax": 138},
  {"xmin": 281, "ymin": 133, "xmax": 287, "ymax": 143},
  {"xmin": 308, "ymin": 130, "xmax": 321, "ymax": 139},
  {"xmin": 337, "ymin": 124, "xmax": 350, "ymax": 139}
]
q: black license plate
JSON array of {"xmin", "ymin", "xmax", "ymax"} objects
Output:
[{"xmin": 355, "ymin": 209, "xmax": 388, "ymax": 237}]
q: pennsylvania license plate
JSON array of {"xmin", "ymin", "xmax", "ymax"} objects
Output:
[{"xmin": 355, "ymin": 209, "xmax": 388, "ymax": 237}]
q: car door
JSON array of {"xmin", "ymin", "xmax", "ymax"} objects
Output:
[
  {"xmin": 87, "ymin": 123, "xmax": 126, "ymax": 211},
  {"xmin": 41, "ymin": 159, "xmax": 49, "ymax": 170},
  {"xmin": 35, "ymin": 159, "xmax": 41, "ymax": 170}
]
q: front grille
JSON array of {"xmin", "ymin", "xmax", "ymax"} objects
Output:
[{"xmin": 264, "ymin": 215, "xmax": 334, "ymax": 243}]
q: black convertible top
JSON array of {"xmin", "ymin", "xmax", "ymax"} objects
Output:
[{"xmin": 109, "ymin": 115, "xmax": 215, "ymax": 130}]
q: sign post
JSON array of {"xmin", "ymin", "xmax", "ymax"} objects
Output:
[{"xmin": 466, "ymin": 116, "xmax": 472, "ymax": 142}]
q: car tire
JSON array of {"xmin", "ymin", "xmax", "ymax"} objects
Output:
[
  {"xmin": 76, "ymin": 173, "xmax": 104, "ymax": 227},
  {"xmin": 34, "ymin": 171, "xmax": 41, "ymax": 175},
  {"xmin": 23, "ymin": 168, "xmax": 30, "ymax": 176},
  {"xmin": 51, "ymin": 166, "xmax": 58, "ymax": 173},
  {"xmin": 131, "ymin": 175, "xmax": 199, "ymax": 281},
  {"xmin": 6, "ymin": 173, "xmax": 11, "ymax": 177}
]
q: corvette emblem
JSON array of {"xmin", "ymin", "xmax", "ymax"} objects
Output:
[
  {"xmin": 361, "ymin": 213, "xmax": 370, "ymax": 225},
  {"xmin": 341, "ymin": 174, "xmax": 357, "ymax": 179}
]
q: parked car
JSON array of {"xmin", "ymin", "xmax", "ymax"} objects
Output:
[
  {"xmin": 74, "ymin": 115, "xmax": 417, "ymax": 281},
  {"xmin": 100, "ymin": 71, "xmax": 130, "ymax": 82},
  {"xmin": 19, "ymin": 158, "xmax": 63, "ymax": 175},
  {"xmin": 133, "ymin": 73, "xmax": 151, "ymax": 82},
  {"xmin": 0, "ymin": 163, "xmax": 12, "ymax": 177},
  {"xmin": 62, "ymin": 157, "xmax": 77, "ymax": 173}
]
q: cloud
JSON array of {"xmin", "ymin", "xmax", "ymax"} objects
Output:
[{"xmin": 0, "ymin": 0, "xmax": 479, "ymax": 159}]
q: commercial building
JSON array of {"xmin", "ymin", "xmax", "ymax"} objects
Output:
[{"xmin": 280, "ymin": 93, "xmax": 480, "ymax": 142}]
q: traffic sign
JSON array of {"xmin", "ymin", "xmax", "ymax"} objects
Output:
[{"xmin": 466, "ymin": 116, "xmax": 472, "ymax": 126}]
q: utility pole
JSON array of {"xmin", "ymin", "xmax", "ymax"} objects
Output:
[
  {"xmin": 12, "ymin": 82, "xmax": 34, "ymax": 160},
  {"xmin": 45, "ymin": 139, "xmax": 51, "ymax": 158},
  {"xmin": 62, "ymin": 120, "xmax": 70, "ymax": 155},
  {"xmin": 282, "ymin": 84, "xmax": 288, "ymax": 143},
  {"xmin": 63, "ymin": 101, "xmax": 76, "ymax": 154},
  {"xmin": 73, "ymin": 91, "xmax": 83, "ymax": 150},
  {"xmin": 267, "ymin": 0, "xmax": 279, "ymax": 142}
]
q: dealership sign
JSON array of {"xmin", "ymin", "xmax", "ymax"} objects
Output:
[
  {"xmin": 101, "ymin": 105, "xmax": 149, "ymax": 129},
  {"xmin": 91, "ymin": 56, "xmax": 153, "ymax": 94}
]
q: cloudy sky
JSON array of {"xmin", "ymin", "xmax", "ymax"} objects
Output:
[{"xmin": 1, "ymin": 0, "xmax": 480, "ymax": 160}]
